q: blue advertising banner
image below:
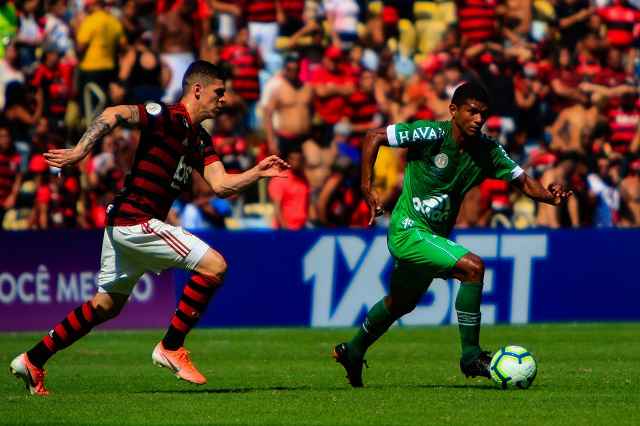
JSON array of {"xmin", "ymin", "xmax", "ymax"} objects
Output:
[
  {"xmin": 1, "ymin": 228, "xmax": 638, "ymax": 331},
  {"xmin": 177, "ymin": 228, "xmax": 640, "ymax": 328}
]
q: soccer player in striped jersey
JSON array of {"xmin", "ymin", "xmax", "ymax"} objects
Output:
[
  {"xmin": 333, "ymin": 83, "xmax": 573, "ymax": 387},
  {"xmin": 9, "ymin": 60, "xmax": 290, "ymax": 395}
]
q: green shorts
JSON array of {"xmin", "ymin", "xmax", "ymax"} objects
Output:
[{"xmin": 387, "ymin": 227, "xmax": 469, "ymax": 293}]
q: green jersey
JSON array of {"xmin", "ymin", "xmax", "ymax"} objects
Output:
[{"xmin": 386, "ymin": 119, "xmax": 523, "ymax": 237}]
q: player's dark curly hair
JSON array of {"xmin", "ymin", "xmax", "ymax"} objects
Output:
[
  {"xmin": 451, "ymin": 82, "xmax": 491, "ymax": 107},
  {"xmin": 182, "ymin": 60, "xmax": 227, "ymax": 92}
]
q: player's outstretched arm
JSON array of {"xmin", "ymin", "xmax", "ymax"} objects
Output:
[
  {"xmin": 203, "ymin": 155, "xmax": 290, "ymax": 199},
  {"xmin": 44, "ymin": 105, "xmax": 140, "ymax": 169},
  {"xmin": 511, "ymin": 172, "xmax": 573, "ymax": 206},
  {"xmin": 361, "ymin": 127, "xmax": 389, "ymax": 225}
]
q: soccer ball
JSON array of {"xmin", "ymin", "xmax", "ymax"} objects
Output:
[{"xmin": 490, "ymin": 346, "xmax": 538, "ymax": 390}]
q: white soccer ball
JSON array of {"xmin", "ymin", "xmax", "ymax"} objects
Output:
[{"xmin": 490, "ymin": 346, "xmax": 538, "ymax": 390}]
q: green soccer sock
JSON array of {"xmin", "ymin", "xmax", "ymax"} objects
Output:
[
  {"xmin": 347, "ymin": 298, "xmax": 398, "ymax": 359},
  {"xmin": 455, "ymin": 282, "xmax": 484, "ymax": 364}
]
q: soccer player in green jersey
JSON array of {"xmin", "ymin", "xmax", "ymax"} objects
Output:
[{"xmin": 333, "ymin": 82, "xmax": 573, "ymax": 387}]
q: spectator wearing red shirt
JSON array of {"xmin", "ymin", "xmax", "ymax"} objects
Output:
[
  {"xmin": 607, "ymin": 91, "xmax": 640, "ymax": 155},
  {"xmin": 29, "ymin": 166, "xmax": 81, "ymax": 229},
  {"xmin": 0, "ymin": 126, "xmax": 22, "ymax": 228},
  {"xmin": 547, "ymin": 46, "xmax": 588, "ymax": 118},
  {"xmin": 30, "ymin": 44, "xmax": 74, "ymax": 135},
  {"xmin": 592, "ymin": 47, "xmax": 631, "ymax": 89},
  {"xmin": 456, "ymin": 0, "xmax": 500, "ymax": 46},
  {"xmin": 268, "ymin": 149, "xmax": 311, "ymax": 230},
  {"xmin": 316, "ymin": 155, "xmax": 369, "ymax": 228},
  {"xmin": 597, "ymin": 0, "xmax": 640, "ymax": 53},
  {"xmin": 309, "ymin": 45, "xmax": 356, "ymax": 147},
  {"xmin": 343, "ymin": 69, "xmax": 383, "ymax": 148},
  {"xmin": 85, "ymin": 132, "xmax": 124, "ymax": 227},
  {"xmin": 574, "ymin": 31, "xmax": 604, "ymax": 80},
  {"xmin": 220, "ymin": 27, "xmax": 263, "ymax": 134}
]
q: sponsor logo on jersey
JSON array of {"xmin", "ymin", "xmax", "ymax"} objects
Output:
[
  {"xmin": 397, "ymin": 126, "xmax": 443, "ymax": 143},
  {"xmin": 412, "ymin": 193, "xmax": 451, "ymax": 222},
  {"xmin": 145, "ymin": 103, "xmax": 161, "ymax": 115},
  {"xmin": 435, "ymin": 153, "xmax": 448, "ymax": 169}
]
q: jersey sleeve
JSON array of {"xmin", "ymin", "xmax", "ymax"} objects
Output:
[
  {"xmin": 487, "ymin": 137, "xmax": 524, "ymax": 182},
  {"xmin": 137, "ymin": 102, "xmax": 166, "ymax": 136},
  {"xmin": 200, "ymin": 131, "xmax": 221, "ymax": 166},
  {"xmin": 386, "ymin": 120, "xmax": 444, "ymax": 147}
]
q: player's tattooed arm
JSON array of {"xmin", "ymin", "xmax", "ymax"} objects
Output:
[
  {"xmin": 44, "ymin": 105, "xmax": 140, "ymax": 168},
  {"xmin": 74, "ymin": 114, "xmax": 112, "ymax": 158}
]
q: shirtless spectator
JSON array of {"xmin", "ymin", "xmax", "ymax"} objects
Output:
[
  {"xmin": 424, "ymin": 71, "xmax": 453, "ymax": 121},
  {"xmin": 548, "ymin": 95, "xmax": 598, "ymax": 153},
  {"xmin": 265, "ymin": 53, "xmax": 312, "ymax": 158},
  {"xmin": 154, "ymin": 0, "xmax": 198, "ymax": 103},
  {"xmin": 265, "ymin": 53, "xmax": 329, "ymax": 191},
  {"xmin": 536, "ymin": 151, "xmax": 581, "ymax": 228},
  {"xmin": 619, "ymin": 159, "xmax": 640, "ymax": 227}
]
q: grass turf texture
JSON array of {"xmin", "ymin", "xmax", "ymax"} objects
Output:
[{"xmin": 1, "ymin": 323, "xmax": 638, "ymax": 425}]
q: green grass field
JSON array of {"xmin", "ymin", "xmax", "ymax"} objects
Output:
[{"xmin": 1, "ymin": 323, "xmax": 638, "ymax": 425}]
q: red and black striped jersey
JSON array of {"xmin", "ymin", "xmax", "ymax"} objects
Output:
[
  {"xmin": 457, "ymin": 0, "xmax": 499, "ymax": 44},
  {"xmin": 0, "ymin": 148, "xmax": 20, "ymax": 204},
  {"xmin": 344, "ymin": 90, "xmax": 380, "ymax": 129},
  {"xmin": 282, "ymin": 0, "xmax": 304, "ymax": 22},
  {"xmin": 608, "ymin": 106, "xmax": 640, "ymax": 154},
  {"xmin": 220, "ymin": 45, "xmax": 261, "ymax": 102},
  {"xmin": 106, "ymin": 102, "xmax": 220, "ymax": 226},
  {"xmin": 598, "ymin": 4, "xmax": 640, "ymax": 51},
  {"xmin": 244, "ymin": 0, "xmax": 278, "ymax": 23}
]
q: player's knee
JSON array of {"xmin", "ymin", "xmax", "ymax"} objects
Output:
[
  {"xmin": 463, "ymin": 254, "xmax": 485, "ymax": 282},
  {"xmin": 385, "ymin": 295, "xmax": 418, "ymax": 317},
  {"xmin": 196, "ymin": 249, "xmax": 228, "ymax": 280},
  {"xmin": 92, "ymin": 296, "xmax": 126, "ymax": 320}
]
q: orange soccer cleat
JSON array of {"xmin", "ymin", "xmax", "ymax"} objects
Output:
[
  {"xmin": 151, "ymin": 342, "xmax": 206, "ymax": 385},
  {"xmin": 9, "ymin": 353, "xmax": 50, "ymax": 395}
]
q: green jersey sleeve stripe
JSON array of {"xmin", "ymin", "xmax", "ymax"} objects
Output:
[{"xmin": 387, "ymin": 125, "xmax": 398, "ymax": 147}]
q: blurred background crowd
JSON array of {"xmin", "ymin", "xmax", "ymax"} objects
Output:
[{"xmin": 0, "ymin": 0, "xmax": 639, "ymax": 231}]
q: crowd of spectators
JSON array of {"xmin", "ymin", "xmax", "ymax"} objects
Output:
[{"xmin": 0, "ymin": 0, "xmax": 639, "ymax": 232}]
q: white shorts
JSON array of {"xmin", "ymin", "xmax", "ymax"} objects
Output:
[{"xmin": 97, "ymin": 219, "xmax": 210, "ymax": 295}]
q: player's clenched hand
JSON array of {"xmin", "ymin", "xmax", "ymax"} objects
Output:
[
  {"xmin": 257, "ymin": 155, "xmax": 291, "ymax": 178},
  {"xmin": 362, "ymin": 187, "xmax": 382, "ymax": 226},
  {"xmin": 548, "ymin": 183, "xmax": 573, "ymax": 205},
  {"xmin": 44, "ymin": 148, "xmax": 84, "ymax": 169}
]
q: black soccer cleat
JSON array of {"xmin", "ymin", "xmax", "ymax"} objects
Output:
[
  {"xmin": 333, "ymin": 343, "xmax": 368, "ymax": 388},
  {"xmin": 460, "ymin": 351, "xmax": 492, "ymax": 379}
]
